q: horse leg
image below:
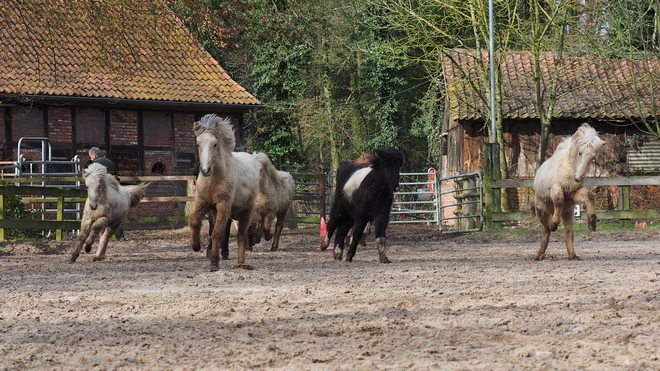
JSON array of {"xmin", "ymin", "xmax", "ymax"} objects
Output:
[
  {"xmin": 220, "ymin": 218, "xmax": 231, "ymax": 261},
  {"xmin": 70, "ymin": 219, "xmax": 95, "ymax": 263},
  {"xmin": 206, "ymin": 208, "xmax": 215, "ymax": 258},
  {"xmin": 93, "ymin": 222, "xmax": 121, "ymax": 262},
  {"xmin": 321, "ymin": 216, "xmax": 339, "ymax": 251},
  {"xmin": 249, "ymin": 214, "xmax": 267, "ymax": 250},
  {"xmin": 263, "ymin": 214, "xmax": 274, "ymax": 242},
  {"xmin": 270, "ymin": 213, "xmax": 285, "ymax": 252},
  {"xmin": 189, "ymin": 201, "xmax": 209, "ymax": 252},
  {"xmin": 536, "ymin": 211, "xmax": 552, "ymax": 261},
  {"xmin": 550, "ymin": 185, "xmax": 564, "ymax": 232},
  {"xmin": 233, "ymin": 211, "xmax": 254, "ymax": 270},
  {"xmin": 345, "ymin": 219, "xmax": 369, "ymax": 263},
  {"xmin": 208, "ymin": 206, "xmax": 230, "ymax": 272},
  {"xmin": 333, "ymin": 218, "xmax": 353, "ymax": 261},
  {"xmin": 373, "ymin": 215, "xmax": 391, "ymax": 263},
  {"xmin": 562, "ymin": 205, "xmax": 579, "ymax": 261},
  {"xmin": 574, "ymin": 187, "xmax": 597, "ymax": 232}
]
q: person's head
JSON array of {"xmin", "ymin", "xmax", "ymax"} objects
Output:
[{"xmin": 89, "ymin": 146, "xmax": 103, "ymax": 160}]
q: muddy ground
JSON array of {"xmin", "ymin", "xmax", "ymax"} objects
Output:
[{"xmin": 2, "ymin": 223, "xmax": 660, "ymax": 370}]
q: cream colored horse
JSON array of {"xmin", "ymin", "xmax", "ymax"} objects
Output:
[
  {"xmin": 531, "ymin": 123, "xmax": 606, "ymax": 260},
  {"xmin": 189, "ymin": 114, "xmax": 260, "ymax": 271},
  {"xmin": 69, "ymin": 163, "xmax": 149, "ymax": 263},
  {"xmin": 251, "ymin": 152, "xmax": 295, "ymax": 251}
]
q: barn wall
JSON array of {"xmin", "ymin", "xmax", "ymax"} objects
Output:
[
  {"xmin": 441, "ymin": 117, "xmax": 630, "ymax": 211},
  {"xmin": 2, "ymin": 103, "xmax": 249, "ymax": 223}
]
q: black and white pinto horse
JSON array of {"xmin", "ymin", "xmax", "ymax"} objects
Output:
[{"xmin": 320, "ymin": 148, "xmax": 404, "ymax": 263}]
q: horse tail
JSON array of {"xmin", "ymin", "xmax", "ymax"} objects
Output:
[{"xmin": 126, "ymin": 182, "xmax": 150, "ymax": 207}]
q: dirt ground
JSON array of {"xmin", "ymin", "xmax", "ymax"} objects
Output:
[{"xmin": 2, "ymin": 222, "xmax": 660, "ymax": 370}]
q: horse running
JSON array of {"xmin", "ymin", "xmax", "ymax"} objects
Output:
[
  {"xmin": 69, "ymin": 163, "xmax": 149, "ymax": 263},
  {"xmin": 251, "ymin": 152, "xmax": 295, "ymax": 251},
  {"xmin": 531, "ymin": 123, "xmax": 606, "ymax": 260},
  {"xmin": 321, "ymin": 148, "xmax": 404, "ymax": 263},
  {"xmin": 189, "ymin": 114, "xmax": 260, "ymax": 271}
]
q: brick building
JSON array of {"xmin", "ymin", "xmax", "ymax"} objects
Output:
[{"xmin": 0, "ymin": 0, "xmax": 261, "ymax": 225}]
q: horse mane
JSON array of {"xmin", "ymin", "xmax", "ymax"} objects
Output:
[
  {"xmin": 554, "ymin": 123, "xmax": 605, "ymax": 156},
  {"xmin": 372, "ymin": 147, "xmax": 404, "ymax": 168},
  {"xmin": 193, "ymin": 114, "xmax": 236, "ymax": 152},
  {"xmin": 353, "ymin": 153, "xmax": 374, "ymax": 166},
  {"xmin": 85, "ymin": 162, "xmax": 107, "ymax": 179},
  {"xmin": 253, "ymin": 152, "xmax": 280, "ymax": 185},
  {"xmin": 573, "ymin": 123, "xmax": 605, "ymax": 152}
]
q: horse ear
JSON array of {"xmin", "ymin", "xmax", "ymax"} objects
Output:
[
  {"xmin": 193, "ymin": 121, "xmax": 203, "ymax": 136},
  {"xmin": 211, "ymin": 120, "xmax": 221, "ymax": 130}
]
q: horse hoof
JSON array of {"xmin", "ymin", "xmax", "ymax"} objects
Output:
[
  {"xmin": 191, "ymin": 244, "xmax": 201, "ymax": 252},
  {"xmin": 69, "ymin": 257, "xmax": 78, "ymax": 263},
  {"xmin": 209, "ymin": 263, "xmax": 220, "ymax": 272},
  {"xmin": 270, "ymin": 246, "xmax": 278, "ymax": 252},
  {"xmin": 221, "ymin": 255, "xmax": 229, "ymax": 261},
  {"xmin": 588, "ymin": 224, "xmax": 596, "ymax": 232},
  {"xmin": 550, "ymin": 224, "xmax": 559, "ymax": 232},
  {"xmin": 535, "ymin": 254, "xmax": 546, "ymax": 261},
  {"xmin": 380, "ymin": 257, "xmax": 391, "ymax": 263},
  {"xmin": 569, "ymin": 255, "xmax": 581, "ymax": 261},
  {"xmin": 84, "ymin": 245, "xmax": 92, "ymax": 253},
  {"xmin": 232, "ymin": 263, "xmax": 254, "ymax": 270},
  {"xmin": 320, "ymin": 236, "xmax": 330, "ymax": 251},
  {"xmin": 92, "ymin": 256, "xmax": 105, "ymax": 262}
]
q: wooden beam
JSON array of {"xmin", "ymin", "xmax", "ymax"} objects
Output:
[{"xmin": 491, "ymin": 176, "xmax": 660, "ymax": 189}]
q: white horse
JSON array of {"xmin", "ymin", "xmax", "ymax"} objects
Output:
[
  {"xmin": 69, "ymin": 163, "xmax": 149, "ymax": 262},
  {"xmin": 531, "ymin": 123, "xmax": 606, "ymax": 260},
  {"xmin": 189, "ymin": 114, "xmax": 260, "ymax": 271},
  {"xmin": 251, "ymin": 152, "xmax": 295, "ymax": 251}
]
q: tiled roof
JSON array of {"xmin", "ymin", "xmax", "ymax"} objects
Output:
[
  {"xmin": 0, "ymin": 0, "xmax": 260, "ymax": 106},
  {"xmin": 444, "ymin": 49, "xmax": 660, "ymax": 121}
]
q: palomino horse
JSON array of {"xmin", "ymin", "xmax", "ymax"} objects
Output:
[
  {"xmin": 251, "ymin": 152, "xmax": 295, "ymax": 252},
  {"xmin": 531, "ymin": 123, "xmax": 606, "ymax": 260},
  {"xmin": 69, "ymin": 163, "xmax": 149, "ymax": 262},
  {"xmin": 189, "ymin": 114, "xmax": 260, "ymax": 271}
]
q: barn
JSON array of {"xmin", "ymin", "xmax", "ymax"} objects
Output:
[
  {"xmin": 442, "ymin": 49, "xmax": 660, "ymax": 210},
  {"xmin": 0, "ymin": 0, "xmax": 261, "ymax": 224}
]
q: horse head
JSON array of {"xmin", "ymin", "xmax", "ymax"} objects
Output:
[
  {"xmin": 193, "ymin": 114, "xmax": 236, "ymax": 177},
  {"xmin": 84, "ymin": 163, "xmax": 108, "ymax": 210},
  {"xmin": 571, "ymin": 123, "xmax": 606, "ymax": 182},
  {"xmin": 373, "ymin": 147, "xmax": 404, "ymax": 192}
]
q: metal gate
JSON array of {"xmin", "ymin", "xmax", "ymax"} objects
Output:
[
  {"xmin": 438, "ymin": 172, "xmax": 484, "ymax": 233},
  {"xmin": 390, "ymin": 170, "xmax": 440, "ymax": 226},
  {"xmin": 0, "ymin": 137, "xmax": 82, "ymax": 227},
  {"xmin": 325, "ymin": 169, "xmax": 441, "ymax": 226}
]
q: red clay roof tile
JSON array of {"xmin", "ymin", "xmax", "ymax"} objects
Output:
[
  {"xmin": 444, "ymin": 49, "xmax": 660, "ymax": 121},
  {"xmin": 0, "ymin": 0, "xmax": 259, "ymax": 106}
]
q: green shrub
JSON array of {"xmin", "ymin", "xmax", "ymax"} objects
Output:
[{"xmin": 2, "ymin": 186, "xmax": 44, "ymax": 240}]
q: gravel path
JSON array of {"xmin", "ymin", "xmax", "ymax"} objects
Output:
[{"xmin": 2, "ymin": 224, "xmax": 660, "ymax": 370}]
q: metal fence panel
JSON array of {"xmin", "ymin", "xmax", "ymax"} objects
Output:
[{"xmin": 438, "ymin": 172, "xmax": 484, "ymax": 233}]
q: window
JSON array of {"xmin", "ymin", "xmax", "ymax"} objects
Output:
[{"xmin": 151, "ymin": 162, "xmax": 166, "ymax": 174}]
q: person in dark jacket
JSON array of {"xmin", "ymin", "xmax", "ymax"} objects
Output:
[{"xmin": 89, "ymin": 147, "xmax": 115, "ymax": 173}]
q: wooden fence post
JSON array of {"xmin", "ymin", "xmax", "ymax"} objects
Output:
[
  {"xmin": 319, "ymin": 173, "xmax": 326, "ymax": 222},
  {"xmin": 482, "ymin": 143, "xmax": 502, "ymax": 230},
  {"xmin": 619, "ymin": 186, "xmax": 631, "ymax": 228},
  {"xmin": 0, "ymin": 194, "xmax": 4, "ymax": 240},
  {"xmin": 56, "ymin": 195, "xmax": 64, "ymax": 240}
]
